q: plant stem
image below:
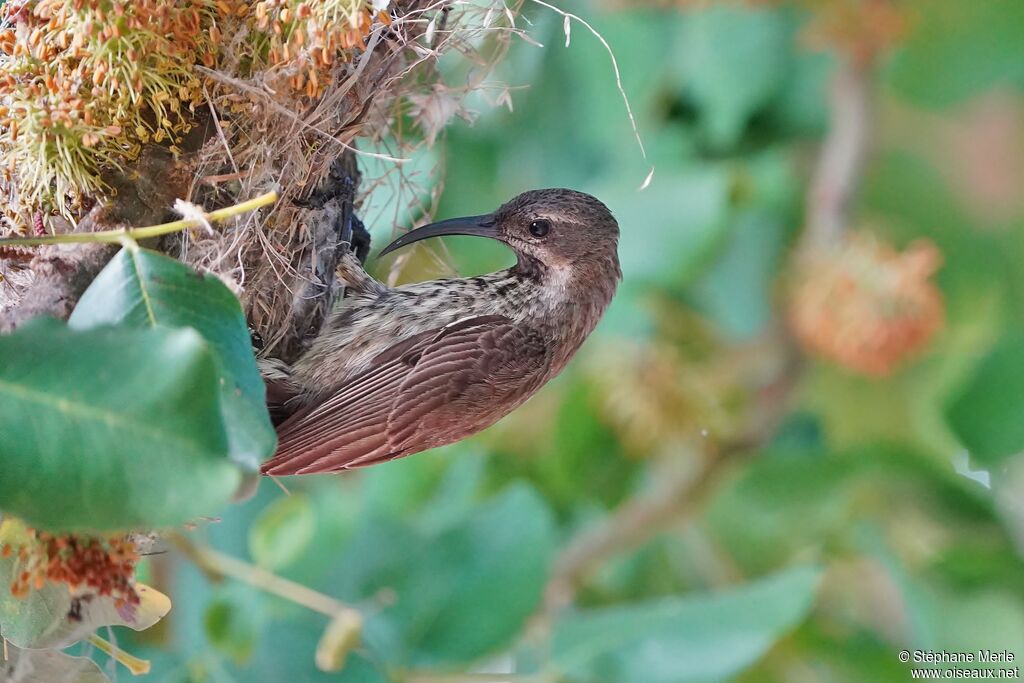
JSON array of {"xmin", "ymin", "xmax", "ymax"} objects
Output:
[
  {"xmin": 541, "ymin": 329, "xmax": 802, "ymax": 618},
  {"xmin": 0, "ymin": 191, "xmax": 278, "ymax": 247},
  {"xmin": 802, "ymin": 55, "xmax": 874, "ymax": 251},
  {"xmin": 87, "ymin": 633, "xmax": 151, "ymax": 675},
  {"xmin": 169, "ymin": 534, "xmax": 358, "ymax": 620}
]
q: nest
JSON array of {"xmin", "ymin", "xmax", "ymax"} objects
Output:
[{"xmin": 0, "ymin": 0, "xmax": 522, "ymax": 359}]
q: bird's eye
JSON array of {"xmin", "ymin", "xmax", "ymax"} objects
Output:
[{"xmin": 529, "ymin": 219, "xmax": 551, "ymax": 238}]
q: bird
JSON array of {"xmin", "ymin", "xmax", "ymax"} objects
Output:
[{"xmin": 259, "ymin": 188, "xmax": 621, "ymax": 475}]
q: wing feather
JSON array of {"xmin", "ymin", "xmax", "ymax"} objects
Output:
[{"xmin": 261, "ymin": 316, "xmax": 550, "ymax": 475}]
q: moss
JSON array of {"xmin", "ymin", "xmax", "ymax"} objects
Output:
[{"xmin": 0, "ymin": 0, "xmax": 384, "ymax": 228}]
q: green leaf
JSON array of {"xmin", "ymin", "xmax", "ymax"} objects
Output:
[
  {"xmin": 401, "ymin": 484, "xmax": 555, "ymax": 665},
  {"xmin": 416, "ymin": 453, "xmax": 487, "ymax": 534},
  {"xmin": 768, "ymin": 49, "xmax": 834, "ymax": 136},
  {"xmin": 928, "ymin": 587, "xmax": 1024, "ymax": 659},
  {"xmin": 602, "ymin": 168, "xmax": 733, "ymax": 291},
  {"xmin": 204, "ymin": 584, "xmax": 267, "ymax": 665},
  {"xmin": 689, "ymin": 209, "xmax": 789, "ymax": 340},
  {"xmin": 676, "ymin": 5, "xmax": 794, "ymax": 149},
  {"xmin": 0, "ymin": 320, "xmax": 241, "ymax": 531},
  {"xmin": 249, "ymin": 493, "xmax": 316, "ymax": 570},
  {"xmin": 336, "ymin": 484, "xmax": 556, "ymax": 667},
  {"xmin": 553, "ymin": 565, "xmax": 822, "ymax": 683},
  {"xmin": 705, "ymin": 444, "xmax": 995, "ymax": 576},
  {"xmin": 240, "ymin": 618, "xmax": 388, "ymax": 683},
  {"xmin": 946, "ymin": 332, "xmax": 1024, "ymax": 464},
  {"xmin": 704, "ymin": 453, "xmax": 852, "ymax": 574},
  {"xmin": 69, "ymin": 247, "xmax": 275, "ymax": 470}
]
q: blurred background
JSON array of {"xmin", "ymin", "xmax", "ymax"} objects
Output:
[{"xmin": 124, "ymin": 1, "xmax": 1024, "ymax": 680}]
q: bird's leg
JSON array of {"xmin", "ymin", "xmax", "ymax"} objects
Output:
[
  {"xmin": 280, "ymin": 153, "xmax": 370, "ymax": 359},
  {"xmin": 294, "ymin": 154, "xmax": 368, "ymax": 257},
  {"xmin": 344, "ymin": 211, "xmax": 372, "ymax": 265},
  {"xmin": 330, "ymin": 170, "xmax": 379, "ymax": 295}
]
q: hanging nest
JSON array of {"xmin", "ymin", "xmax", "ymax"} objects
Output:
[{"xmin": 0, "ymin": 0, "xmax": 521, "ymax": 360}]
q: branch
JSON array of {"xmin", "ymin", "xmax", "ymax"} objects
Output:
[
  {"xmin": 543, "ymin": 452, "xmax": 717, "ymax": 614},
  {"xmin": 169, "ymin": 534, "xmax": 356, "ymax": 619},
  {"xmin": 171, "ymin": 534, "xmax": 365, "ymax": 673},
  {"xmin": 542, "ymin": 332, "xmax": 802, "ymax": 617},
  {"xmin": 802, "ymin": 56, "xmax": 874, "ymax": 250},
  {"xmin": 0, "ymin": 239, "xmax": 117, "ymax": 333}
]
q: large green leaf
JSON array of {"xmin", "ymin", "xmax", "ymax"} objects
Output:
[
  {"xmin": 553, "ymin": 565, "xmax": 821, "ymax": 683},
  {"xmin": 605, "ymin": 169, "xmax": 732, "ymax": 291},
  {"xmin": 334, "ymin": 483, "xmax": 556, "ymax": 666},
  {"xmin": 0, "ymin": 320, "xmax": 241, "ymax": 531},
  {"xmin": 676, "ymin": 5, "xmax": 794, "ymax": 149},
  {"xmin": 204, "ymin": 583, "xmax": 268, "ymax": 665},
  {"xmin": 69, "ymin": 247, "xmax": 275, "ymax": 470},
  {"xmin": 689, "ymin": 208, "xmax": 789, "ymax": 341},
  {"xmin": 946, "ymin": 332, "xmax": 1024, "ymax": 464},
  {"xmin": 399, "ymin": 483, "xmax": 554, "ymax": 665}
]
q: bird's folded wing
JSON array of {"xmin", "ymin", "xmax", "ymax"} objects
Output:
[{"xmin": 260, "ymin": 315, "xmax": 550, "ymax": 475}]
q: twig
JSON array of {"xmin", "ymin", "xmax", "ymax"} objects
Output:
[
  {"xmin": 803, "ymin": 56, "xmax": 874, "ymax": 250},
  {"xmin": 196, "ymin": 66, "xmax": 409, "ymax": 164},
  {"xmin": 0, "ymin": 191, "xmax": 278, "ymax": 247},
  {"xmin": 541, "ymin": 331, "xmax": 803, "ymax": 617},
  {"xmin": 203, "ymin": 82, "xmax": 240, "ymax": 177},
  {"xmin": 543, "ymin": 451, "xmax": 722, "ymax": 614},
  {"xmin": 169, "ymin": 534, "xmax": 358, "ymax": 620}
]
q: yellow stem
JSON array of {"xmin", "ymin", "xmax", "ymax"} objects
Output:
[
  {"xmin": 169, "ymin": 534, "xmax": 357, "ymax": 619},
  {"xmin": 0, "ymin": 191, "xmax": 278, "ymax": 247},
  {"xmin": 171, "ymin": 534, "xmax": 365, "ymax": 674},
  {"xmin": 87, "ymin": 633, "xmax": 151, "ymax": 676},
  {"xmin": 132, "ymin": 191, "xmax": 278, "ymax": 238}
]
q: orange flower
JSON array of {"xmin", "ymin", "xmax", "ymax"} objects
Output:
[
  {"xmin": 789, "ymin": 233, "xmax": 944, "ymax": 376},
  {"xmin": 2, "ymin": 527, "xmax": 141, "ymax": 608}
]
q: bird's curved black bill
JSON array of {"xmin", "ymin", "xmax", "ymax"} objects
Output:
[{"xmin": 378, "ymin": 214, "xmax": 499, "ymax": 257}]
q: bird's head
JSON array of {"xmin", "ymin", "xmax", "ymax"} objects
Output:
[{"xmin": 379, "ymin": 188, "xmax": 620, "ymax": 282}]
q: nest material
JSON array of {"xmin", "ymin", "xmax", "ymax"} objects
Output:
[{"xmin": 0, "ymin": 0, "xmax": 521, "ymax": 357}]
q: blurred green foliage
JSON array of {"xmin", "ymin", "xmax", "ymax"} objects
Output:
[
  {"xmin": 0, "ymin": 247, "xmax": 274, "ymax": 532},
  {"xmin": 4, "ymin": 0, "xmax": 1024, "ymax": 681}
]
